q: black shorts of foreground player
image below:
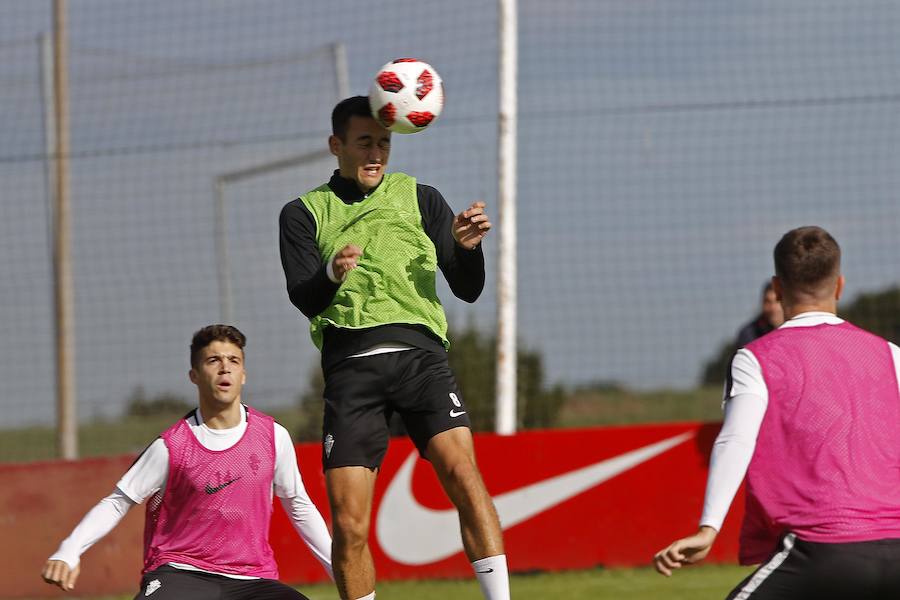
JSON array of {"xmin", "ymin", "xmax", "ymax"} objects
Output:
[
  {"xmin": 41, "ymin": 325, "xmax": 332, "ymax": 600},
  {"xmin": 653, "ymin": 226, "xmax": 900, "ymax": 599},
  {"xmin": 279, "ymin": 96, "xmax": 509, "ymax": 600}
]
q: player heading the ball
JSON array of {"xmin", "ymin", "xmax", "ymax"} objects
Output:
[{"xmin": 278, "ymin": 94, "xmax": 506, "ymax": 600}]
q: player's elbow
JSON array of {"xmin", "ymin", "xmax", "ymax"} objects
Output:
[
  {"xmin": 460, "ymin": 290, "xmax": 482, "ymax": 303},
  {"xmin": 287, "ymin": 285, "xmax": 321, "ymax": 320},
  {"xmin": 451, "ymin": 278, "xmax": 485, "ymax": 303}
]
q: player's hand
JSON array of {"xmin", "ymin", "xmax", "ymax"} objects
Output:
[
  {"xmin": 653, "ymin": 526, "xmax": 718, "ymax": 577},
  {"xmin": 41, "ymin": 559, "xmax": 80, "ymax": 591},
  {"xmin": 453, "ymin": 201, "xmax": 491, "ymax": 250},
  {"xmin": 331, "ymin": 244, "xmax": 363, "ymax": 282}
]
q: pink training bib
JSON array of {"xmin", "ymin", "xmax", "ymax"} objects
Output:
[
  {"xmin": 740, "ymin": 322, "xmax": 900, "ymax": 564},
  {"xmin": 143, "ymin": 407, "xmax": 279, "ymax": 578}
]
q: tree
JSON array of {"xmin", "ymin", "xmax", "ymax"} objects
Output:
[
  {"xmin": 446, "ymin": 323, "xmax": 565, "ymax": 431},
  {"xmin": 839, "ymin": 286, "xmax": 900, "ymax": 343},
  {"xmin": 294, "ymin": 368, "xmax": 325, "ymax": 442},
  {"xmin": 124, "ymin": 386, "xmax": 191, "ymax": 417},
  {"xmin": 698, "ymin": 285, "xmax": 900, "ymax": 385},
  {"xmin": 699, "ymin": 340, "xmax": 736, "ymax": 387},
  {"xmin": 294, "ymin": 322, "xmax": 564, "ymax": 441}
]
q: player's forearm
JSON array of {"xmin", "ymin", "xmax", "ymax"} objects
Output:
[
  {"xmin": 280, "ymin": 201, "xmax": 340, "ymax": 317},
  {"xmin": 417, "ymin": 185, "xmax": 486, "ymax": 302},
  {"xmin": 287, "ymin": 267, "xmax": 341, "ymax": 318},
  {"xmin": 49, "ymin": 489, "xmax": 135, "ymax": 568},
  {"xmin": 443, "ymin": 244, "xmax": 485, "ymax": 302},
  {"xmin": 279, "ymin": 495, "xmax": 334, "ymax": 580}
]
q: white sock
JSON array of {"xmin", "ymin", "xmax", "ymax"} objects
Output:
[
  {"xmin": 352, "ymin": 593, "xmax": 375, "ymax": 600},
  {"xmin": 472, "ymin": 554, "xmax": 510, "ymax": 600}
]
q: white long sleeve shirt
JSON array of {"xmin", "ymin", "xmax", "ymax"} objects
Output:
[
  {"xmin": 699, "ymin": 312, "xmax": 900, "ymax": 531},
  {"xmin": 49, "ymin": 405, "xmax": 333, "ymax": 580}
]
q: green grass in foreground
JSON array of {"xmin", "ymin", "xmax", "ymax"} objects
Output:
[{"xmin": 26, "ymin": 565, "xmax": 754, "ymax": 600}]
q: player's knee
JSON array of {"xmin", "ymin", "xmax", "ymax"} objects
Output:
[
  {"xmin": 440, "ymin": 457, "xmax": 486, "ymax": 499},
  {"xmin": 332, "ymin": 509, "xmax": 370, "ymax": 549}
]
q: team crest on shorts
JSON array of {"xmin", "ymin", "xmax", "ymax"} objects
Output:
[
  {"xmin": 145, "ymin": 578, "xmax": 161, "ymax": 596},
  {"xmin": 324, "ymin": 433, "xmax": 335, "ymax": 458}
]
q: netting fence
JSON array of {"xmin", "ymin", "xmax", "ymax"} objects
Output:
[{"xmin": 2, "ymin": 0, "xmax": 900, "ymax": 461}]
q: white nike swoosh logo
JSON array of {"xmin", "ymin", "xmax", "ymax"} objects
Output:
[
  {"xmin": 376, "ymin": 431, "xmax": 694, "ymax": 565},
  {"xmin": 450, "ymin": 410, "xmax": 466, "ymax": 417}
]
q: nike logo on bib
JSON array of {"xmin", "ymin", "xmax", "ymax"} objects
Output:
[
  {"xmin": 376, "ymin": 431, "xmax": 694, "ymax": 565},
  {"xmin": 205, "ymin": 477, "xmax": 241, "ymax": 494},
  {"xmin": 450, "ymin": 409, "xmax": 466, "ymax": 418}
]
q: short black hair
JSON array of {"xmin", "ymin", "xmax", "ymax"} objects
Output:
[
  {"xmin": 190, "ymin": 324, "xmax": 246, "ymax": 368},
  {"xmin": 332, "ymin": 95, "xmax": 374, "ymax": 140},
  {"xmin": 774, "ymin": 226, "xmax": 841, "ymax": 293}
]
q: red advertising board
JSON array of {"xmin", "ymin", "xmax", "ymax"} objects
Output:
[
  {"xmin": 272, "ymin": 421, "xmax": 744, "ymax": 583},
  {"xmin": 2, "ymin": 422, "xmax": 742, "ymax": 597}
]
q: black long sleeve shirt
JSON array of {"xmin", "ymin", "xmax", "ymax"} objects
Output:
[{"xmin": 279, "ymin": 171, "xmax": 485, "ymax": 369}]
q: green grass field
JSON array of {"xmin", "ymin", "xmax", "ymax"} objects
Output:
[
  {"xmin": 0, "ymin": 386, "xmax": 725, "ymax": 463},
  {"xmin": 26, "ymin": 565, "xmax": 754, "ymax": 599}
]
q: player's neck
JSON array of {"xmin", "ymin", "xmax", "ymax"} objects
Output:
[
  {"xmin": 782, "ymin": 301, "xmax": 836, "ymax": 321},
  {"xmin": 777, "ymin": 275, "xmax": 843, "ymax": 322},
  {"xmin": 197, "ymin": 399, "xmax": 243, "ymax": 429}
]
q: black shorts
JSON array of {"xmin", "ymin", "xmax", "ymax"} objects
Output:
[
  {"xmin": 321, "ymin": 348, "xmax": 471, "ymax": 470},
  {"xmin": 726, "ymin": 533, "xmax": 900, "ymax": 600},
  {"xmin": 135, "ymin": 565, "xmax": 309, "ymax": 600}
]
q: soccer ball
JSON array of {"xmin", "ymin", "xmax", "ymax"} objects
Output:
[{"xmin": 369, "ymin": 59, "xmax": 444, "ymax": 134}]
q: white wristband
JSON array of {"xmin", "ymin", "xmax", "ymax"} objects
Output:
[{"xmin": 325, "ymin": 254, "xmax": 342, "ymax": 283}]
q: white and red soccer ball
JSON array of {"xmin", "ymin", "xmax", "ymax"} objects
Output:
[{"xmin": 368, "ymin": 59, "xmax": 444, "ymax": 134}]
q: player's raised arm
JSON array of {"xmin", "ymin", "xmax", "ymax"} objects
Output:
[{"xmin": 418, "ymin": 185, "xmax": 486, "ymax": 302}]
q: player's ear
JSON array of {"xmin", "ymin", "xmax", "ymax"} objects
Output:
[
  {"xmin": 771, "ymin": 276, "xmax": 783, "ymax": 302},
  {"xmin": 188, "ymin": 368, "xmax": 198, "ymax": 385},
  {"xmin": 835, "ymin": 274, "xmax": 845, "ymax": 301},
  {"xmin": 328, "ymin": 134, "xmax": 341, "ymax": 156}
]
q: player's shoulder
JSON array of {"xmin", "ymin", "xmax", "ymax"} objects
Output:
[
  {"xmin": 145, "ymin": 436, "xmax": 170, "ymax": 458},
  {"xmin": 732, "ymin": 346, "xmax": 761, "ymax": 367},
  {"xmin": 723, "ymin": 346, "xmax": 766, "ymax": 400},
  {"xmin": 280, "ymin": 196, "xmax": 305, "ymax": 218},
  {"xmin": 416, "ymin": 181, "xmax": 443, "ymax": 197},
  {"xmin": 124, "ymin": 436, "xmax": 169, "ymax": 473},
  {"xmin": 415, "ymin": 182, "xmax": 448, "ymax": 213},
  {"xmin": 281, "ymin": 195, "xmax": 314, "ymax": 213},
  {"xmin": 282, "ymin": 182, "xmax": 332, "ymax": 210},
  {"xmin": 272, "ymin": 420, "xmax": 293, "ymax": 441},
  {"xmin": 158, "ymin": 410, "xmax": 194, "ymax": 438},
  {"xmin": 250, "ymin": 406, "xmax": 289, "ymax": 437},
  {"xmin": 279, "ymin": 196, "xmax": 318, "ymax": 229},
  {"xmin": 272, "ymin": 421, "xmax": 299, "ymax": 462},
  {"xmin": 246, "ymin": 404, "xmax": 277, "ymax": 423}
]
